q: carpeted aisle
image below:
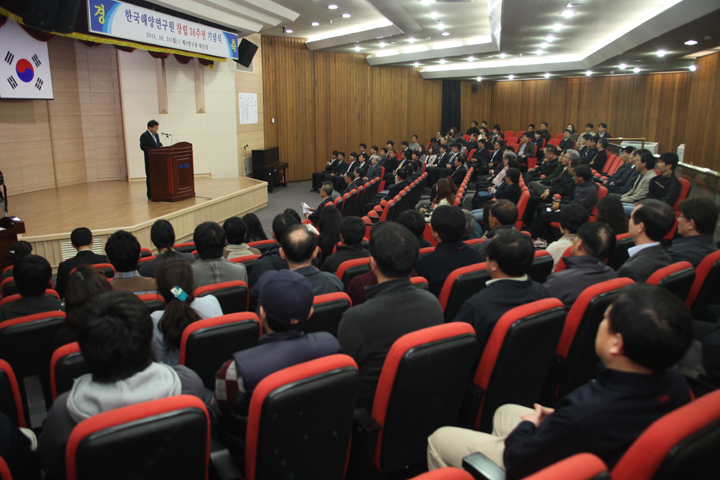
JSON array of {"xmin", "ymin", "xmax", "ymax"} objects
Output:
[{"xmin": 253, "ymin": 181, "xmax": 324, "ymax": 235}]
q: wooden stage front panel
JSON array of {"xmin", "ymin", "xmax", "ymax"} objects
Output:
[{"xmin": 12, "ymin": 176, "xmax": 268, "ymax": 268}]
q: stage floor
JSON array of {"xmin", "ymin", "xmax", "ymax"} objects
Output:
[{"xmin": 12, "ymin": 176, "xmax": 268, "ymax": 268}]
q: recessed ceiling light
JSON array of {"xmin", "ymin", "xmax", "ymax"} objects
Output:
[
  {"xmin": 354, "ymin": 46, "xmax": 361, "ymax": 51},
  {"xmin": 552, "ymin": 23, "xmax": 564, "ymax": 31},
  {"xmin": 436, "ymin": 23, "xmax": 445, "ymax": 29},
  {"xmin": 429, "ymin": 11, "xmax": 440, "ymax": 19},
  {"xmin": 286, "ymin": 29, "xmax": 293, "ymax": 33},
  {"xmin": 311, "ymin": 22, "xmax": 319, "ymax": 26},
  {"xmin": 619, "ymin": 63, "xmax": 627, "ymax": 69},
  {"xmin": 342, "ymin": 13, "xmax": 351, "ymax": 18},
  {"xmin": 585, "ymin": 70, "xmax": 593, "ymax": 76},
  {"xmin": 545, "ymin": 35, "xmax": 556, "ymax": 42},
  {"xmin": 379, "ymin": 42, "xmax": 386, "ymax": 47},
  {"xmin": 633, "ymin": 67, "xmax": 640, "ymax": 73},
  {"xmin": 535, "ymin": 49, "xmax": 544, "ymax": 55},
  {"xmin": 540, "ymin": 42, "xmax": 549, "ymax": 48},
  {"xmin": 561, "ymin": 10, "xmax": 576, "ymax": 18},
  {"xmin": 544, "ymin": 72, "xmax": 551, "ymax": 78},
  {"xmin": 413, "ymin": 62, "xmax": 420, "ymax": 67},
  {"xmin": 408, "ymin": 37, "xmax": 416, "ymax": 43},
  {"xmin": 656, "ymin": 50, "xmax": 667, "ymax": 57},
  {"xmin": 328, "ymin": 4, "xmax": 338, "ymax": 9},
  {"xmin": 499, "ymin": 53, "xmax": 507, "ymax": 58},
  {"xmin": 441, "ymin": 31, "xmax": 450, "ymax": 36},
  {"xmin": 508, "ymin": 74, "xmax": 515, "ymax": 80},
  {"xmin": 684, "ymin": 40, "xmax": 698, "ymax": 45},
  {"xmin": 439, "ymin": 59, "xmax": 446, "ymax": 64},
  {"xmin": 420, "ymin": 0, "xmax": 434, "ymax": 5},
  {"xmin": 476, "ymin": 76, "xmax": 482, "ymax": 82},
  {"xmin": 689, "ymin": 64, "xmax": 697, "ymax": 71}
]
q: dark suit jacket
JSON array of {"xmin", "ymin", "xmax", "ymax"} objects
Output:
[
  {"xmin": 356, "ymin": 162, "xmax": 368, "ymax": 177},
  {"xmin": 451, "ymin": 165, "xmax": 468, "ymax": 186},
  {"xmin": 366, "ymin": 164, "xmax": 382, "ymax": 180},
  {"xmin": 139, "ymin": 131, "xmax": 162, "ymax": 161},
  {"xmin": 325, "ymin": 158, "xmax": 341, "ymax": 173},
  {"xmin": 384, "ymin": 180, "xmax": 410, "ymax": 201},
  {"xmin": 496, "ymin": 182, "xmax": 522, "ymax": 204},
  {"xmin": 558, "ymin": 138, "xmax": 576, "ymax": 151},
  {"xmin": 517, "ymin": 141, "xmax": 535, "ymax": 158},
  {"xmin": 617, "ymin": 245, "xmax": 672, "ymax": 282},
  {"xmin": 55, "ymin": 250, "xmax": 108, "ymax": 298},
  {"xmin": 589, "ymin": 150, "xmax": 607, "ymax": 172},
  {"xmin": 331, "ymin": 160, "xmax": 347, "ymax": 174},
  {"xmin": 385, "ymin": 157, "xmax": 399, "ymax": 173},
  {"xmin": 308, "ymin": 196, "xmax": 334, "ymax": 225},
  {"xmin": 342, "ymin": 182, "xmax": 358, "ymax": 195},
  {"xmin": 472, "ymin": 148, "xmax": 490, "ymax": 166}
]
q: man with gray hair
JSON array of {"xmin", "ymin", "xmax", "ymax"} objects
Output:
[
  {"xmin": 523, "ymin": 152, "xmax": 581, "ymax": 227},
  {"xmin": 306, "ymin": 183, "xmax": 335, "ymax": 225}
]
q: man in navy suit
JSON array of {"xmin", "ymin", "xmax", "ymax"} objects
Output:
[
  {"xmin": 306, "ymin": 183, "xmax": 334, "ymax": 225},
  {"xmin": 139, "ymin": 120, "xmax": 162, "ymax": 199}
]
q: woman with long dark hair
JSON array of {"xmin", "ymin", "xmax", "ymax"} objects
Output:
[
  {"xmin": 317, "ymin": 206, "xmax": 343, "ymax": 265},
  {"xmin": 151, "ymin": 253, "xmax": 223, "ymax": 365},
  {"xmin": 595, "ymin": 196, "xmax": 628, "ymax": 236},
  {"xmin": 242, "ymin": 213, "xmax": 268, "ymax": 242}
]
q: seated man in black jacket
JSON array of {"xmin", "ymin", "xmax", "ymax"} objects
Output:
[
  {"xmin": 452, "ymin": 230, "xmax": 548, "ymax": 351},
  {"xmin": 603, "ymin": 146, "xmax": 638, "ymax": 194},
  {"xmin": 588, "ymin": 137, "xmax": 608, "ymax": 172},
  {"xmin": 646, "ymin": 152, "xmax": 681, "ymax": 207},
  {"xmin": 666, "ymin": 197, "xmax": 719, "ymax": 267},
  {"xmin": 431, "ymin": 155, "xmax": 467, "ymax": 200},
  {"xmin": 617, "ymin": 199, "xmax": 674, "ymax": 282},
  {"xmin": 321, "ymin": 216, "xmax": 370, "ymax": 273},
  {"xmin": 523, "ymin": 155, "xmax": 580, "ymax": 227},
  {"xmin": 363, "ymin": 168, "xmax": 411, "ymax": 215},
  {"xmin": 428, "ymin": 284, "xmax": 693, "ymax": 478},
  {"xmin": 0, "ymin": 255, "xmax": 62, "ymax": 322}
]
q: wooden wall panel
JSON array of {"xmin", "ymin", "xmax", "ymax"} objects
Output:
[
  {"xmin": 262, "ymin": 36, "xmax": 442, "ymax": 181},
  {"xmin": 685, "ymin": 52, "xmax": 720, "ymax": 171}
]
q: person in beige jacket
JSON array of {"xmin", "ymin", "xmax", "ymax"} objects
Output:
[{"xmin": 619, "ymin": 152, "xmax": 657, "ymax": 217}]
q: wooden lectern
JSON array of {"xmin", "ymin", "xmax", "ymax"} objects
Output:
[{"xmin": 148, "ymin": 142, "xmax": 196, "ymax": 202}]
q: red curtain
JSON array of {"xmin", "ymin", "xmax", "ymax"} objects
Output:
[
  {"xmin": 0, "ymin": 15, "xmax": 7, "ymax": 28},
  {"xmin": 198, "ymin": 58, "xmax": 214, "ymax": 67},
  {"xmin": 20, "ymin": 24, "xmax": 55, "ymax": 42},
  {"xmin": 114, "ymin": 45, "xmax": 136, "ymax": 53},
  {"xmin": 79, "ymin": 40, "xmax": 101, "ymax": 48},
  {"xmin": 148, "ymin": 51, "xmax": 170, "ymax": 59},
  {"xmin": 174, "ymin": 54, "xmax": 192, "ymax": 64}
]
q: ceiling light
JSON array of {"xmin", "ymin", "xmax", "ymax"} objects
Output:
[
  {"xmin": 468, "ymin": 56, "xmax": 474, "ymax": 61},
  {"xmin": 540, "ymin": 42, "xmax": 548, "ymax": 48},
  {"xmin": 544, "ymin": 72, "xmax": 551, "ymax": 78},
  {"xmin": 689, "ymin": 64, "xmax": 697, "ymax": 71},
  {"xmin": 476, "ymin": 76, "xmax": 482, "ymax": 82},
  {"xmin": 311, "ymin": 22, "xmax": 319, "ymax": 26},
  {"xmin": 354, "ymin": 45, "xmax": 361, "ymax": 51},
  {"xmin": 420, "ymin": 0, "xmax": 434, "ymax": 5},
  {"xmin": 408, "ymin": 37, "xmax": 416, "ymax": 43},
  {"xmin": 379, "ymin": 42, "xmax": 386, "ymax": 47},
  {"xmin": 441, "ymin": 31, "xmax": 450, "ymax": 36},
  {"xmin": 436, "ymin": 23, "xmax": 445, "ymax": 29},
  {"xmin": 439, "ymin": 58, "xmax": 446, "ymax": 64},
  {"xmin": 535, "ymin": 49, "xmax": 544, "ymax": 55},
  {"xmin": 552, "ymin": 23, "xmax": 564, "ymax": 31},
  {"xmin": 499, "ymin": 53, "xmax": 507, "ymax": 58},
  {"xmin": 633, "ymin": 67, "xmax": 640, "ymax": 73},
  {"xmin": 656, "ymin": 50, "xmax": 667, "ymax": 57},
  {"xmin": 328, "ymin": 4, "xmax": 338, "ymax": 9},
  {"xmin": 545, "ymin": 35, "xmax": 555, "ymax": 42},
  {"xmin": 413, "ymin": 62, "xmax": 420, "ymax": 67},
  {"xmin": 585, "ymin": 70, "xmax": 593, "ymax": 76},
  {"xmin": 684, "ymin": 40, "xmax": 698, "ymax": 46},
  {"xmin": 619, "ymin": 63, "xmax": 627, "ymax": 69},
  {"xmin": 429, "ymin": 11, "xmax": 440, "ymax": 19},
  {"xmin": 342, "ymin": 13, "xmax": 351, "ymax": 18},
  {"xmin": 286, "ymin": 29, "xmax": 293, "ymax": 33},
  {"xmin": 561, "ymin": 10, "xmax": 575, "ymax": 18},
  {"xmin": 508, "ymin": 74, "xmax": 515, "ymax": 80}
]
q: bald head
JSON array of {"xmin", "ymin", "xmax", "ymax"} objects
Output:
[{"xmin": 279, "ymin": 224, "xmax": 318, "ymax": 266}]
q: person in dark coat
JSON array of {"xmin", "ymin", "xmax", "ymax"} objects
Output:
[
  {"xmin": 55, "ymin": 227, "xmax": 108, "ymax": 298},
  {"xmin": 320, "ymin": 217, "xmax": 370, "ymax": 274},
  {"xmin": 666, "ymin": 197, "xmax": 719, "ymax": 267}
]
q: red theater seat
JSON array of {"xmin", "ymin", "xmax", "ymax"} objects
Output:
[
  {"xmin": 0, "ymin": 289, "xmax": 60, "ymax": 308},
  {"xmin": 194, "ymin": 280, "xmax": 248, "ymax": 314},
  {"xmin": 646, "ymin": 261, "xmax": 695, "ymax": 303},
  {"xmin": 463, "ymin": 452, "xmax": 609, "ymax": 480},
  {"xmin": 607, "ymin": 233, "xmax": 633, "ymax": 271},
  {"xmin": 304, "ymin": 292, "xmax": 352, "ymax": 336},
  {"xmin": 410, "ymin": 467, "xmax": 474, "ymax": 480},
  {"xmin": 685, "ymin": 250, "xmax": 720, "ymax": 315},
  {"xmin": 336, "ymin": 257, "xmax": 371, "ymax": 290},
  {"xmin": 228, "ymin": 254, "xmax": 261, "ymax": 279},
  {"xmin": 438, "ymin": 263, "xmax": 490, "ymax": 323},
  {"xmin": 50, "ymin": 342, "xmax": 88, "ymax": 400},
  {"xmin": 553, "ymin": 246, "xmax": 574, "ymax": 273},
  {"xmin": 137, "ymin": 293, "xmax": 165, "ymax": 314},
  {"xmin": 528, "ymin": 250, "xmax": 554, "ymax": 283},
  {"xmin": 0, "ymin": 360, "xmax": 24, "ymax": 428}
]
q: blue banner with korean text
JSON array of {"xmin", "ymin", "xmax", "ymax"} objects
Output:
[{"xmin": 87, "ymin": 0, "xmax": 239, "ymax": 59}]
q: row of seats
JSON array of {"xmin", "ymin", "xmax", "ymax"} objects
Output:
[{"xmin": 364, "ymin": 172, "xmax": 429, "ymax": 223}]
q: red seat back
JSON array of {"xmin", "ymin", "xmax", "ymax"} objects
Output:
[
  {"xmin": 304, "ymin": 292, "xmax": 352, "ymax": 336},
  {"xmin": 529, "ymin": 250, "xmax": 554, "ymax": 283},
  {"xmin": 50, "ymin": 342, "xmax": 88, "ymax": 400},
  {"xmin": 0, "ymin": 289, "xmax": 60, "ymax": 307},
  {"xmin": 674, "ymin": 178, "xmax": 691, "ymax": 210},
  {"xmin": 646, "ymin": 261, "xmax": 695, "ymax": 303},
  {"xmin": 193, "ymin": 280, "xmax": 249, "ymax": 314},
  {"xmin": 410, "ymin": 467, "xmax": 475, "ymax": 480},
  {"xmin": 0, "ymin": 359, "xmax": 25, "ymax": 428},
  {"xmin": 525, "ymin": 454, "xmax": 608, "ymax": 480},
  {"xmin": 335, "ymin": 257, "xmax": 371, "ymax": 289},
  {"xmin": 438, "ymin": 263, "xmax": 490, "ymax": 322},
  {"xmin": 553, "ymin": 246, "xmax": 574, "ymax": 273},
  {"xmin": 686, "ymin": 250, "xmax": 720, "ymax": 312},
  {"xmin": 516, "ymin": 190, "xmax": 531, "ymax": 230}
]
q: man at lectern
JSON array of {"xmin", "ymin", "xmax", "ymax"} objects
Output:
[{"xmin": 140, "ymin": 120, "xmax": 163, "ymax": 199}]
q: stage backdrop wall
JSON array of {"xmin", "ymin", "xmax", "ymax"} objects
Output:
[
  {"xmin": 261, "ymin": 36, "xmax": 443, "ymax": 182},
  {"xmin": 118, "ymin": 50, "xmax": 239, "ymax": 180},
  {"xmin": 0, "ymin": 37, "xmax": 126, "ymax": 195}
]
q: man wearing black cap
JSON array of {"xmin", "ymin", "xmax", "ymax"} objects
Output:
[{"xmin": 209, "ymin": 269, "xmax": 341, "ymax": 469}]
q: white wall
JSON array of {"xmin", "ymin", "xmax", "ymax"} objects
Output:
[{"xmin": 118, "ymin": 51, "xmax": 239, "ymax": 180}]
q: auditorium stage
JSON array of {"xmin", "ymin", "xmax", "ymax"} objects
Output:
[{"xmin": 12, "ymin": 176, "xmax": 268, "ymax": 269}]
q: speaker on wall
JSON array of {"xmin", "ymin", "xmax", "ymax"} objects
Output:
[
  {"xmin": 471, "ymin": 83, "xmax": 479, "ymax": 93},
  {"xmin": 23, "ymin": 0, "xmax": 82, "ymax": 34},
  {"xmin": 235, "ymin": 39, "xmax": 259, "ymax": 68}
]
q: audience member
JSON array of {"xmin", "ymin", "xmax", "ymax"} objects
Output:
[
  {"xmin": 105, "ymin": 230, "xmax": 157, "ymax": 294},
  {"xmin": 597, "ymin": 122, "xmax": 612, "ymax": 138},
  {"xmin": 338, "ymin": 222, "xmax": 443, "ymax": 409},
  {"xmin": 277, "ymin": 224, "xmax": 343, "ymax": 294},
  {"xmin": 242, "ymin": 213, "xmax": 268, "ymax": 242},
  {"xmin": 209, "ymin": 269, "xmax": 341, "ymax": 468},
  {"xmin": 524, "ymin": 145, "xmax": 559, "ymax": 184},
  {"xmin": 2, "ymin": 240, "xmax": 32, "ymax": 283},
  {"xmin": 603, "ymin": 146, "xmax": 638, "ymax": 194},
  {"xmin": 306, "ymin": 183, "xmax": 335, "ymax": 225},
  {"xmin": 543, "ymin": 222, "xmax": 617, "ymax": 309},
  {"xmin": 363, "ymin": 169, "xmax": 411, "ymax": 214},
  {"xmin": 646, "ymin": 153, "xmax": 681, "ymax": 207},
  {"xmin": 151, "ymin": 253, "xmax": 223, "ymax": 365},
  {"xmin": 284, "ymin": 208, "xmax": 319, "ymax": 235},
  {"xmin": 39, "ymin": 291, "xmax": 204, "ymax": 477},
  {"xmin": 476, "ymin": 200, "xmax": 518, "ymax": 261},
  {"xmin": 588, "ymin": 137, "xmax": 608, "ymax": 171},
  {"xmin": 546, "ymin": 204, "xmax": 589, "ymax": 268},
  {"xmin": 223, "ymin": 217, "xmax": 261, "ymax": 260},
  {"xmin": 422, "ymin": 178, "xmax": 456, "ymax": 218},
  {"xmin": 595, "ymin": 196, "xmax": 629, "ymax": 235},
  {"xmin": 416, "ymin": 206, "xmax": 483, "ymax": 296},
  {"xmin": 454, "ymin": 230, "xmax": 548, "ymax": 355},
  {"xmin": 317, "ymin": 206, "xmax": 343, "ymax": 264},
  {"xmin": 192, "ymin": 222, "xmax": 248, "ymax": 290},
  {"xmin": 516, "ymin": 133, "xmax": 536, "ymax": 166},
  {"xmin": 311, "ymin": 150, "xmax": 340, "ymax": 191},
  {"xmin": 617, "ymin": 199, "xmax": 674, "ymax": 282},
  {"xmin": 666, "ymin": 197, "xmax": 719, "ymax": 267},
  {"xmin": 321, "ymin": 217, "xmax": 369, "ymax": 273},
  {"xmin": 558, "ymin": 129, "xmax": 575, "ymax": 151},
  {"xmin": 400, "ymin": 210, "xmax": 433, "ymax": 248},
  {"xmin": 138, "ymin": 220, "xmax": 197, "ymax": 278},
  {"xmin": 0, "ymin": 255, "xmax": 62, "ymax": 322},
  {"xmin": 427, "ymin": 284, "xmax": 692, "ymax": 477},
  {"xmin": 247, "ymin": 213, "xmax": 296, "ymax": 287},
  {"xmin": 53, "ymin": 265, "xmax": 112, "ymax": 349},
  {"xmin": 619, "ymin": 152, "xmax": 657, "ymax": 216},
  {"xmin": 54, "ymin": 227, "xmax": 107, "ymax": 298}
]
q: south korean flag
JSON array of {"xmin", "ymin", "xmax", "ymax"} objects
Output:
[{"xmin": 0, "ymin": 19, "xmax": 53, "ymax": 100}]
